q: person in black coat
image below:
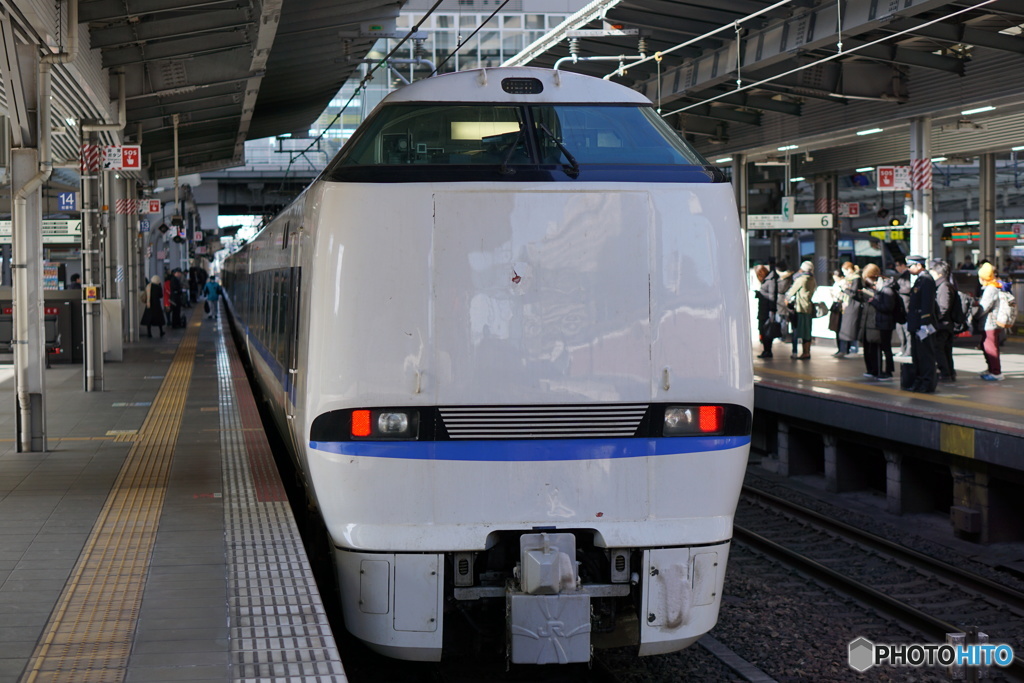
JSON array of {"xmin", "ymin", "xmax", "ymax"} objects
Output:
[
  {"xmin": 893, "ymin": 258, "xmax": 913, "ymax": 356},
  {"xmin": 756, "ymin": 263, "xmax": 780, "ymax": 358},
  {"xmin": 141, "ymin": 275, "xmax": 166, "ymax": 338},
  {"xmin": 169, "ymin": 269, "xmax": 184, "ymax": 328},
  {"xmin": 906, "ymin": 255, "xmax": 937, "ymax": 393}
]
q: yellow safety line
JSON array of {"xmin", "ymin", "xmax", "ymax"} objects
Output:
[
  {"xmin": 21, "ymin": 321, "xmax": 202, "ymax": 683},
  {"xmin": 756, "ymin": 365, "xmax": 1024, "ymax": 419}
]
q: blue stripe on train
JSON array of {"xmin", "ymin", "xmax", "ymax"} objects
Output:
[{"xmin": 309, "ymin": 436, "xmax": 750, "ymax": 461}]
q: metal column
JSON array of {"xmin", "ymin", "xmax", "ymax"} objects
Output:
[
  {"xmin": 978, "ymin": 153, "xmax": 996, "ymax": 264},
  {"xmin": 11, "ymin": 148, "xmax": 47, "ymax": 452},
  {"xmin": 126, "ymin": 179, "xmax": 140, "ymax": 342},
  {"xmin": 813, "ymin": 176, "xmax": 835, "ymax": 285},
  {"xmin": 81, "ymin": 134, "xmax": 104, "ymax": 391},
  {"xmin": 732, "ymin": 154, "xmax": 749, "ymax": 266},
  {"xmin": 909, "ymin": 117, "xmax": 933, "ymax": 260}
]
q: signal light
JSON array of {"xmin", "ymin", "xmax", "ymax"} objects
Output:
[{"xmin": 889, "ymin": 218, "xmax": 902, "ymax": 226}]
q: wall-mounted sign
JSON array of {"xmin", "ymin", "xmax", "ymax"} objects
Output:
[{"xmin": 0, "ymin": 219, "xmax": 82, "ymax": 244}]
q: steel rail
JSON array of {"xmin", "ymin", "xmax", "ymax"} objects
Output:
[
  {"xmin": 735, "ymin": 490, "xmax": 1024, "ymax": 681},
  {"xmin": 741, "ymin": 485, "xmax": 1024, "ymax": 613}
]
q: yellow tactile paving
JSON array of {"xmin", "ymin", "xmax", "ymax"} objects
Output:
[{"xmin": 20, "ymin": 321, "xmax": 201, "ymax": 683}]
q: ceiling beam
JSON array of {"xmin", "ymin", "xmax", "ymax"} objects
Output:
[
  {"xmin": 680, "ymin": 103, "xmax": 760, "ymax": 125},
  {"xmin": 838, "ymin": 38, "xmax": 966, "ymax": 73},
  {"xmin": 696, "ymin": 89, "xmax": 803, "ymax": 115},
  {"xmin": 635, "ymin": 0, "xmax": 957, "ymax": 107},
  {"xmin": 887, "ymin": 17, "xmax": 1024, "ymax": 54}
]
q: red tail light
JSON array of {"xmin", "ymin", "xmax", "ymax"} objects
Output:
[
  {"xmin": 698, "ymin": 405, "xmax": 724, "ymax": 433},
  {"xmin": 351, "ymin": 410, "xmax": 372, "ymax": 437}
]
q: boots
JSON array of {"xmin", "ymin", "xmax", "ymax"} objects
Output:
[{"xmin": 798, "ymin": 340, "xmax": 811, "ymax": 359}]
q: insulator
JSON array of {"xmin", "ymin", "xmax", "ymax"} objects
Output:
[
  {"xmin": 569, "ymin": 37, "xmax": 580, "ymax": 57},
  {"xmin": 638, "ymin": 37, "xmax": 648, "ymax": 55},
  {"xmin": 414, "ymin": 38, "xmax": 427, "ymax": 60}
]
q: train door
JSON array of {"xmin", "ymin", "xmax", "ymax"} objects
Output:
[{"xmin": 284, "ymin": 223, "xmax": 302, "ymax": 422}]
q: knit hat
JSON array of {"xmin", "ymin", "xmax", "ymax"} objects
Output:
[
  {"xmin": 978, "ymin": 262, "xmax": 997, "ymax": 282},
  {"xmin": 800, "ymin": 260, "xmax": 814, "ymax": 272}
]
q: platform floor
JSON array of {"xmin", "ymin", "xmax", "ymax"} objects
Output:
[
  {"xmin": 753, "ymin": 332, "xmax": 1024, "ymax": 471},
  {"xmin": 755, "ymin": 332, "xmax": 1024, "ymax": 426},
  {"xmin": 0, "ymin": 310, "xmax": 345, "ymax": 683}
]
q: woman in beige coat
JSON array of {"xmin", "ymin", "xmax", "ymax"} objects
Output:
[{"xmin": 786, "ymin": 260, "xmax": 817, "ymax": 359}]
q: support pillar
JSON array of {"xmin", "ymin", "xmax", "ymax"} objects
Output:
[
  {"xmin": 909, "ymin": 117, "xmax": 933, "ymax": 259},
  {"xmin": 823, "ymin": 434, "xmax": 839, "ymax": 493},
  {"xmin": 950, "ymin": 465, "xmax": 989, "ymax": 543},
  {"xmin": 776, "ymin": 421, "xmax": 791, "ymax": 477},
  {"xmin": 813, "ymin": 176, "xmax": 835, "ymax": 283},
  {"xmin": 732, "ymin": 154, "xmax": 749, "ymax": 266},
  {"xmin": 112, "ymin": 176, "xmax": 129, "ymax": 340},
  {"xmin": 81, "ymin": 134, "xmax": 104, "ymax": 391},
  {"xmin": 126, "ymin": 180, "xmax": 139, "ymax": 342},
  {"xmin": 978, "ymin": 153, "xmax": 996, "ymax": 265},
  {"xmin": 11, "ymin": 148, "xmax": 47, "ymax": 452},
  {"xmin": 884, "ymin": 451, "xmax": 903, "ymax": 515}
]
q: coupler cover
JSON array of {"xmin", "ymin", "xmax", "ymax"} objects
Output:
[
  {"xmin": 509, "ymin": 593, "xmax": 591, "ymax": 664},
  {"xmin": 508, "ymin": 533, "xmax": 590, "ymax": 664}
]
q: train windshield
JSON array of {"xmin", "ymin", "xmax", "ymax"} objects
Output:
[{"xmin": 331, "ymin": 104, "xmax": 708, "ymax": 168}]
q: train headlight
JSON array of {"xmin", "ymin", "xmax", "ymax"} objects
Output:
[
  {"xmin": 350, "ymin": 409, "xmax": 420, "ymax": 440},
  {"xmin": 378, "ymin": 412, "xmax": 409, "ymax": 435},
  {"xmin": 663, "ymin": 405, "xmax": 724, "ymax": 435}
]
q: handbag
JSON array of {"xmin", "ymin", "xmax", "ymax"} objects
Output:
[
  {"xmin": 204, "ymin": 300, "xmax": 211, "ymax": 314},
  {"xmin": 813, "ymin": 302, "xmax": 828, "ymax": 318},
  {"xmin": 763, "ymin": 319, "xmax": 782, "ymax": 339}
]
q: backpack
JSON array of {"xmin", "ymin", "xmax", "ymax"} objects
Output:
[
  {"xmin": 993, "ymin": 288, "xmax": 1017, "ymax": 329},
  {"xmin": 950, "ymin": 289, "xmax": 971, "ymax": 335},
  {"xmin": 891, "ymin": 288, "xmax": 907, "ymax": 325}
]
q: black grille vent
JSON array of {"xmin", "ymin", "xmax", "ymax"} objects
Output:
[{"xmin": 439, "ymin": 404, "xmax": 648, "ymax": 440}]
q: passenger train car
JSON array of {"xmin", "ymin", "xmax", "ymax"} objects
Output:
[{"xmin": 222, "ymin": 67, "xmax": 753, "ymax": 665}]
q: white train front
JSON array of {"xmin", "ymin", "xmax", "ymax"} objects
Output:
[{"xmin": 223, "ymin": 67, "xmax": 753, "ymax": 665}]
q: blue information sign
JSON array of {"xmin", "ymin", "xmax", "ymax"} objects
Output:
[
  {"xmin": 140, "ymin": 219, "xmax": 150, "ymax": 232},
  {"xmin": 58, "ymin": 192, "xmax": 77, "ymax": 211}
]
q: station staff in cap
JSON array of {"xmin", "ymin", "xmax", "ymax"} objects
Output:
[{"xmin": 906, "ymin": 255, "xmax": 937, "ymax": 393}]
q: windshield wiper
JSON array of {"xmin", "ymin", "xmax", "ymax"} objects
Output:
[
  {"xmin": 537, "ymin": 123, "xmax": 580, "ymax": 179},
  {"xmin": 499, "ymin": 129, "xmax": 523, "ymax": 175}
]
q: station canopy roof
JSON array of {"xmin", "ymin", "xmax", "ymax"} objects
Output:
[
  {"xmin": 1, "ymin": 0, "xmax": 402, "ymax": 179},
  {"xmin": 503, "ymin": 0, "xmax": 1024, "ymax": 168}
]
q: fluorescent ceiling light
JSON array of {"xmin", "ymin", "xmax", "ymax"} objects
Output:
[
  {"xmin": 960, "ymin": 105, "xmax": 996, "ymax": 115},
  {"xmin": 856, "ymin": 128, "xmax": 883, "ymax": 136},
  {"xmin": 715, "ymin": 157, "xmax": 733, "ymax": 163},
  {"xmin": 931, "ymin": 157, "xmax": 947, "ymax": 162},
  {"xmin": 855, "ymin": 167, "xmax": 874, "ymax": 172},
  {"xmin": 1013, "ymin": 145, "xmax": 1024, "ymax": 151},
  {"xmin": 778, "ymin": 145, "xmax": 798, "ymax": 151},
  {"xmin": 790, "ymin": 176, "xmax": 805, "ymax": 182}
]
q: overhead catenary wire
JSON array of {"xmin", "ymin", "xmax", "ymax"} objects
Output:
[
  {"xmin": 431, "ymin": 0, "xmax": 512, "ymax": 76},
  {"xmin": 259, "ymin": 0, "xmax": 450, "ymax": 225},
  {"xmin": 600, "ymin": 0, "xmax": 794, "ymax": 79},
  {"xmin": 660, "ymin": 0, "xmax": 998, "ymax": 119}
]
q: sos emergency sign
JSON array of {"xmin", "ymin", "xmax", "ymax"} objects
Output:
[
  {"xmin": 103, "ymin": 145, "xmax": 141, "ymax": 170},
  {"xmin": 877, "ymin": 165, "xmax": 911, "ymax": 191}
]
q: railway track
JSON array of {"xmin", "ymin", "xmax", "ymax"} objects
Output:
[{"xmin": 735, "ymin": 485, "xmax": 1024, "ymax": 681}]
